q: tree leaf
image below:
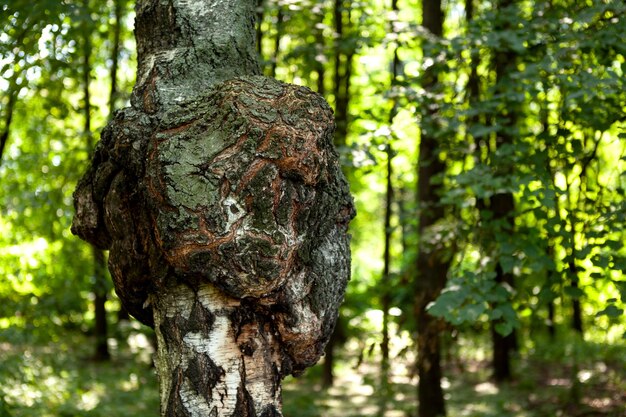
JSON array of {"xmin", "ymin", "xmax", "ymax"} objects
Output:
[{"xmin": 495, "ymin": 322, "xmax": 514, "ymax": 336}]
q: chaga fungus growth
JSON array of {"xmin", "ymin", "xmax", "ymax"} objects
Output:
[{"xmin": 72, "ymin": 75, "xmax": 354, "ymax": 415}]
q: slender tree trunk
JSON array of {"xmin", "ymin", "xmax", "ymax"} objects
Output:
[
  {"xmin": 333, "ymin": 0, "xmax": 353, "ymax": 147},
  {"xmin": 381, "ymin": 138, "xmax": 393, "ymax": 381},
  {"xmin": 109, "ymin": 0, "xmax": 122, "ymax": 118},
  {"xmin": 415, "ymin": 0, "xmax": 448, "ymax": 416},
  {"xmin": 0, "ymin": 83, "xmax": 17, "ymax": 166},
  {"xmin": 322, "ymin": 316, "xmax": 345, "ymax": 388},
  {"xmin": 551, "ymin": 131, "xmax": 598, "ymax": 338},
  {"xmin": 547, "ymin": 299, "xmax": 556, "ymax": 338},
  {"xmin": 380, "ymin": 0, "xmax": 402, "ymax": 394},
  {"xmin": 333, "ymin": 0, "xmax": 344, "ymax": 115},
  {"xmin": 0, "ymin": 22, "xmax": 31, "ymax": 167},
  {"xmin": 567, "ymin": 135, "xmax": 599, "ymax": 336},
  {"xmin": 489, "ymin": 196, "xmax": 516, "ymax": 382},
  {"xmin": 93, "ymin": 248, "xmax": 110, "ymax": 361},
  {"xmin": 72, "ymin": 1, "xmax": 355, "ymax": 415},
  {"xmin": 314, "ymin": 5, "xmax": 326, "ymax": 96},
  {"xmin": 270, "ymin": 5, "xmax": 284, "ymax": 78},
  {"xmin": 568, "ymin": 255, "xmax": 584, "ymax": 334},
  {"xmin": 379, "ymin": 138, "xmax": 393, "ymax": 415},
  {"xmin": 321, "ymin": 330, "xmax": 336, "ymax": 388},
  {"xmin": 81, "ymin": 3, "xmax": 110, "ymax": 361},
  {"xmin": 337, "ymin": 51, "xmax": 353, "ymax": 144},
  {"xmin": 545, "ymin": 245, "xmax": 557, "ymax": 338},
  {"xmin": 465, "ymin": 0, "xmax": 479, "ymax": 114},
  {"xmin": 489, "ymin": 0, "xmax": 520, "ymax": 383},
  {"xmin": 465, "ymin": 0, "xmax": 489, "ymax": 223},
  {"xmin": 541, "ymin": 102, "xmax": 558, "ymax": 340},
  {"xmin": 256, "ymin": 0, "xmax": 264, "ymax": 58},
  {"xmin": 548, "ymin": 163, "xmax": 584, "ymax": 339}
]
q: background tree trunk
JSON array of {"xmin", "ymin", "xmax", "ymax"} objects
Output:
[
  {"xmin": 333, "ymin": 0, "xmax": 353, "ymax": 148},
  {"xmin": 92, "ymin": 248, "xmax": 110, "ymax": 361},
  {"xmin": 0, "ymin": 80, "xmax": 17, "ymax": 167},
  {"xmin": 321, "ymin": 323, "xmax": 337, "ymax": 388},
  {"xmin": 256, "ymin": 0, "xmax": 265, "ymax": 59},
  {"xmin": 81, "ymin": 0, "xmax": 110, "ymax": 362},
  {"xmin": 415, "ymin": 0, "xmax": 448, "ymax": 416},
  {"xmin": 380, "ymin": 0, "xmax": 402, "ymax": 398},
  {"xmin": 489, "ymin": 0, "xmax": 520, "ymax": 383},
  {"xmin": 314, "ymin": 3, "xmax": 326, "ymax": 97},
  {"xmin": 0, "ymin": 27, "xmax": 27, "ymax": 167},
  {"xmin": 270, "ymin": 5, "xmax": 284, "ymax": 78},
  {"xmin": 108, "ymin": 0, "xmax": 123, "ymax": 118}
]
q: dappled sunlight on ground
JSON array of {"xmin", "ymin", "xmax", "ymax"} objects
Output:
[
  {"xmin": 78, "ymin": 389, "xmax": 101, "ymax": 411},
  {"xmin": 1, "ymin": 330, "xmax": 625, "ymax": 417},
  {"xmin": 546, "ymin": 377, "xmax": 571, "ymax": 387},
  {"xmin": 0, "ymin": 331, "xmax": 159, "ymax": 417},
  {"xmin": 284, "ymin": 339, "xmax": 626, "ymax": 417},
  {"xmin": 119, "ymin": 372, "xmax": 141, "ymax": 392},
  {"xmin": 474, "ymin": 381, "xmax": 499, "ymax": 395}
]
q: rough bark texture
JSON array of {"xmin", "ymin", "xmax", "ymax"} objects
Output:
[
  {"xmin": 72, "ymin": 1, "xmax": 354, "ymax": 415},
  {"xmin": 131, "ymin": 0, "xmax": 261, "ymax": 111}
]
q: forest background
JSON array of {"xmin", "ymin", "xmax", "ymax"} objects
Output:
[{"xmin": 1, "ymin": 0, "xmax": 625, "ymax": 416}]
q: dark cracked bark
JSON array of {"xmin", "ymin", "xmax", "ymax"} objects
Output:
[{"xmin": 71, "ymin": 1, "xmax": 355, "ymax": 416}]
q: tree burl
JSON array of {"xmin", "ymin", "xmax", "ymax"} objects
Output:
[{"xmin": 72, "ymin": 75, "xmax": 355, "ymax": 394}]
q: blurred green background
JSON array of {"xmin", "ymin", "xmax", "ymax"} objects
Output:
[{"xmin": 1, "ymin": 0, "xmax": 625, "ymax": 416}]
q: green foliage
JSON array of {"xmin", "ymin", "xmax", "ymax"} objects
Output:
[
  {"xmin": 0, "ymin": 0, "xmax": 135, "ymax": 334},
  {"xmin": 427, "ymin": 270, "xmax": 519, "ymax": 335},
  {"xmin": 423, "ymin": 0, "xmax": 626, "ymax": 339}
]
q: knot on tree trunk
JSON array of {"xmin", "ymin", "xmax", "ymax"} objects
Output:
[{"xmin": 72, "ymin": 75, "xmax": 355, "ymax": 374}]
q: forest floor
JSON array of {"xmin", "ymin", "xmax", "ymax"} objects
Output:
[{"xmin": 0, "ymin": 325, "xmax": 624, "ymax": 417}]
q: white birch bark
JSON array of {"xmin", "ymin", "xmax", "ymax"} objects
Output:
[{"xmin": 153, "ymin": 283, "xmax": 283, "ymax": 417}]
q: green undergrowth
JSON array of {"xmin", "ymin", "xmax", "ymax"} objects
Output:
[
  {"xmin": 0, "ymin": 326, "xmax": 159, "ymax": 417},
  {"xmin": 0, "ymin": 328, "xmax": 624, "ymax": 417},
  {"xmin": 285, "ymin": 335, "xmax": 626, "ymax": 417}
]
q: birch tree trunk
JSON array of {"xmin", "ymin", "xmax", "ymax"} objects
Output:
[{"xmin": 72, "ymin": 1, "xmax": 355, "ymax": 416}]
